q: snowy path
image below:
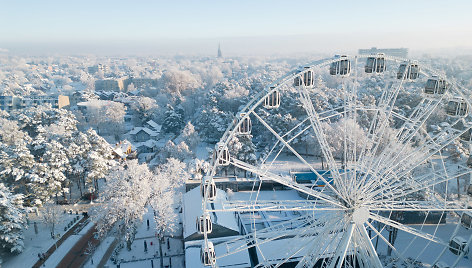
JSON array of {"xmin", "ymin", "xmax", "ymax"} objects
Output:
[{"xmin": 43, "ymin": 221, "xmax": 95, "ymax": 267}]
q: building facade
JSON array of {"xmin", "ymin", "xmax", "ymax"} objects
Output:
[
  {"xmin": 0, "ymin": 95, "xmax": 70, "ymax": 110},
  {"xmin": 358, "ymin": 47, "xmax": 408, "ymax": 58}
]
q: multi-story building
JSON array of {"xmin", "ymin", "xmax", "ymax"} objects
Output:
[
  {"xmin": 0, "ymin": 96, "xmax": 15, "ymax": 111},
  {"xmin": 125, "ymin": 78, "xmax": 158, "ymax": 90},
  {"xmin": 94, "ymin": 79, "xmax": 125, "ymax": 92},
  {"xmin": 87, "ymin": 64, "xmax": 109, "ymax": 74},
  {"xmin": 0, "ymin": 95, "xmax": 70, "ymax": 110},
  {"xmin": 358, "ymin": 47, "xmax": 408, "ymax": 58}
]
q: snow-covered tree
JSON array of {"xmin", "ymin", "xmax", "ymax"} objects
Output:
[
  {"xmin": 179, "ymin": 122, "xmax": 200, "ymax": 149},
  {"xmin": 188, "ymin": 158, "xmax": 210, "ymax": 181},
  {"xmin": 195, "ymin": 107, "xmax": 232, "ymax": 143},
  {"xmin": 83, "ymin": 129, "xmax": 116, "ymax": 193},
  {"xmin": 150, "ymin": 158, "xmax": 187, "ymax": 268},
  {"xmin": 130, "ymin": 96, "xmax": 158, "ymax": 123},
  {"xmin": 162, "ymin": 105, "xmax": 184, "ymax": 135},
  {"xmin": 0, "ymin": 183, "xmax": 26, "ymax": 254},
  {"xmin": 96, "ymin": 160, "xmax": 152, "ymax": 242},
  {"xmin": 41, "ymin": 202, "xmax": 62, "ymax": 237}
]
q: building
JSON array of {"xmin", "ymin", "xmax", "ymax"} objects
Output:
[
  {"xmin": 0, "ymin": 95, "xmax": 70, "ymax": 110},
  {"xmin": 183, "ymin": 187, "xmax": 239, "ymax": 241},
  {"xmin": 358, "ymin": 47, "xmax": 408, "ymax": 58},
  {"xmin": 128, "ymin": 127, "xmax": 159, "ymax": 142},
  {"xmin": 112, "ymin": 140, "xmax": 136, "ymax": 160},
  {"xmin": 185, "ymin": 237, "xmax": 251, "ymax": 268},
  {"xmin": 94, "ymin": 79, "xmax": 125, "ymax": 92},
  {"xmin": 87, "ymin": 64, "xmax": 109, "ymax": 74},
  {"xmin": 125, "ymin": 78, "xmax": 158, "ymax": 89},
  {"xmin": 0, "ymin": 96, "xmax": 15, "ymax": 111}
]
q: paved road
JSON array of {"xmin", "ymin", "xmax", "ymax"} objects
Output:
[
  {"xmin": 32, "ymin": 216, "xmax": 87, "ymax": 268},
  {"xmin": 56, "ymin": 223, "xmax": 100, "ymax": 268}
]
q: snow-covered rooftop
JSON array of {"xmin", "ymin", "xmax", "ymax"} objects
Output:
[
  {"xmin": 183, "ymin": 187, "xmax": 239, "ymax": 240},
  {"xmin": 185, "ymin": 237, "xmax": 251, "ymax": 268},
  {"xmin": 146, "ymin": 120, "xmax": 161, "ymax": 132},
  {"xmin": 134, "ymin": 139, "xmax": 158, "ymax": 148},
  {"xmin": 127, "ymin": 127, "xmax": 159, "ymax": 137}
]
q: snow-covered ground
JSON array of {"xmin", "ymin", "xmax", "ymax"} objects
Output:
[
  {"xmin": 106, "ymin": 206, "xmax": 185, "ymax": 267},
  {"xmin": 1, "ymin": 210, "xmax": 83, "ymax": 267}
]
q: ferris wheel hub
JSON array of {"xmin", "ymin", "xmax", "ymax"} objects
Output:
[{"xmin": 352, "ymin": 207, "xmax": 370, "ymax": 225}]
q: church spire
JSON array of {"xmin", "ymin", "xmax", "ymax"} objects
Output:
[{"xmin": 217, "ymin": 43, "xmax": 222, "ymax": 58}]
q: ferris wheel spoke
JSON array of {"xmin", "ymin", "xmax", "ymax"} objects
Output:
[
  {"xmin": 296, "ymin": 86, "xmax": 352, "ymax": 202},
  {"xmin": 360, "ymin": 122, "xmax": 469, "ymax": 201},
  {"xmin": 295, "ymin": 216, "xmax": 349, "ymax": 268},
  {"xmin": 373, "ymin": 165, "xmax": 472, "ymax": 202},
  {"xmin": 214, "ymin": 199, "xmax": 344, "ymax": 212},
  {"xmin": 215, "ymin": 215, "xmax": 315, "ymax": 260},
  {"xmin": 230, "ymin": 157, "xmax": 344, "ymax": 208},
  {"xmin": 369, "ymin": 213, "xmax": 449, "ymax": 247},
  {"xmin": 356, "ymin": 73, "xmax": 407, "ymax": 171},
  {"xmin": 368, "ymin": 134, "xmax": 466, "ymax": 200},
  {"xmin": 366, "ymin": 98, "xmax": 443, "ymax": 184},
  {"xmin": 250, "ymin": 111, "xmax": 349, "ymax": 204},
  {"xmin": 257, "ymin": 221, "xmax": 326, "ymax": 268},
  {"xmin": 367, "ymin": 200, "xmax": 468, "ymax": 211}
]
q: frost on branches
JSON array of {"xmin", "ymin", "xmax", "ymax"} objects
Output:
[
  {"xmin": 96, "ymin": 160, "xmax": 152, "ymax": 241},
  {"xmin": 96, "ymin": 158, "xmax": 187, "ymax": 257},
  {"xmin": 0, "ymin": 183, "xmax": 26, "ymax": 254}
]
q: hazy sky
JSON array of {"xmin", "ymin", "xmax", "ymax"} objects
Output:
[{"xmin": 1, "ymin": 0, "xmax": 472, "ymax": 55}]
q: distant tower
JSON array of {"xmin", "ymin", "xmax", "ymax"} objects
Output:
[{"xmin": 217, "ymin": 43, "xmax": 222, "ymax": 58}]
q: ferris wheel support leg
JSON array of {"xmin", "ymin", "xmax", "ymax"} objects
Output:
[
  {"xmin": 365, "ymin": 221, "xmax": 409, "ymax": 265},
  {"xmin": 357, "ymin": 224, "xmax": 383, "ymax": 268},
  {"xmin": 327, "ymin": 222, "xmax": 355, "ymax": 268}
]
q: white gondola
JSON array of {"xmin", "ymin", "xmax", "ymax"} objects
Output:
[
  {"xmin": 449, "ymin": 236, "xmax": 469, "ymax": 255},
  {"xmin": 200, "ymin": 241, "xmax": 216, "ymax": 266},
  {"xmin": 293, "ymin": 67, "xmax": 314, "ymax": 87},
  {"xmin": 201, "ymin": 177, "xmax": 217, "ymax": 201},
  {"xmin": 467, "ymin": 155, "xmax": 472, "ymax": 168},
  {"xmin": 461, "ymin": 211, "xmax": 472, "ymax": 229},
  {"xmin": 460, "ymin": 129, "xmax": 471, "ymax": 141},
  {"xmin": 432, "ymin": 261, "xmax": 450, "ymax": 268},
  {"xmin": 214, "ymin": 142, "xmax": 230, "ymax": 166},
  {"xmin": 365, "ymin": 53, "xmax": 386, "ymax": 73},
  {"xmin": 330, "ymin": 55, "xmax": 351, "ymax": 76},
  {"xmin": 196, "ymin": 214, "xmax": 213, "ymax": 234},
  {"xmin": 467, "ymin": 184, "xmax": 472, "ymax": 196},
  {"xmin": 446, "ymin": 98, "xmax": 469, "ymax": 117},
  {"xmin": 424, "ymin": 76, "xmax": 448, "ymax": 95},
  {"xmin": 293, "ymin": 76, "xmax": 302, "ymax": 87},
  {"xmin": 303, "ymin": 67, "xmax": 314, "ymax": 87},
  {"xmin": 397, "ymin": 61, "xmax": 419, "ymax": 80},
  {"xmin": 237, "ymin": 112, "xmax": 252, "ymax": 135},
  {"xmin": 264, "ymin": 86, "xmax": 281, "ymax": 109}
]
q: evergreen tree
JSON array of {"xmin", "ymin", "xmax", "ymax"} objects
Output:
[
  {"xmin": 0, "ymin": 183, "xmax": 26, "ymax": 254},
  {"xmin": 162, "ymin": 105, "xmax": 184, "ymax": 135}
]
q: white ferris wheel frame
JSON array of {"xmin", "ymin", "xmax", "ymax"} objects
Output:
[{"xmin": 200, "ymin": 54, "xmax": 472, "ymax": 268}]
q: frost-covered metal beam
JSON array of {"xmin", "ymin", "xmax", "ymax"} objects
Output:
[{"xmin": 231, "ymin": 158, "xmax": 344, "ymax": 208}]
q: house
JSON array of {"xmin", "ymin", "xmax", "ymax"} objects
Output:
[
  {"xmin": 112, "ymin": 140, "xmax": 135, "ymax": 160},
  {"xmin": 183, "ymin": 187, "xmax": 239, "ymax": 242},
  {"xmin": 128, "ymin": 127, "xmax": 159, "ymax": 142},
  {"xmin": 134, "ymin": 139, "xmax": 157, "ymax": 154},
  {"xmin": 145, "ymin": 120, "xmax": 162, "ymax": 133}
]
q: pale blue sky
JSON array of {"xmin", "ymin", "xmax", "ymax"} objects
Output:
[{"xmin": 1, "ymin": 0, "xmax": 472, "ymax": 55}]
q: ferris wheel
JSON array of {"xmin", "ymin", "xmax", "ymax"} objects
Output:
[{"xmin": 199, "ymin": 54, "xmax": 472, "ymax": 268}]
